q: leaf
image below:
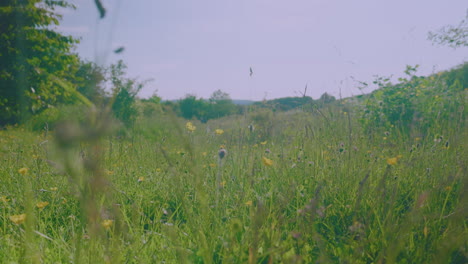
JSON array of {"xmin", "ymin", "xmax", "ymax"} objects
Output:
[
  {"xmin": 94, "ymin": 0, "xmax": 106, "ymax": 19},
  {"xmin": 114, "ymin": 47, "xmax": 125, "ymax": 54}
]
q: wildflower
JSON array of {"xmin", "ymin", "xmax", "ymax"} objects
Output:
[
  {"xmin": 260, "ymin": 141, "xmax": 267, "ymax": 145},
  {"xmin": 245, "ymin": 200, "xmax": 253, "ymax": 206},
  {"xmin": 18, "ymin": 168, "xmax": 28, "ymax": 175},
  {"xmin": 209, "ymin": 163, "xmax": 216, "ymax": 168},
  {"xmin": 202, "ymin": 152, "xmax": 207, "ymax": 156},
  {"xmin": 9, "ymin": 214, "xmax": 26, "ymax": 225},
  {"xmin": 219, "ymin": 181, "xmax": 226, "ymax": 188},
  {"xmin": 36, "ymin": 201, "xmax": 49, "ymax": 209},
  {"xmin": 1, "ymin": 196, "xmax": 9, "ymax": 203},
  {"xmin": 262, "ymin": 157, "xmax": 273, "ymax": 166},
  {"xmin": 218, "ymin": 148, "xmax": 227, "ymax": 159},
  {"xmin": 186, "ymin": 122, "xmax": 196, "ymax": 132},
  {"xmin": 265, "ymin": 148, "xmax": 271, "ymax": 154},
  {"xmin": 50, "ymin": 187, "xmax": 58, "ymax": 191},
  {"xmin": 101, "ymin": 219, "xmax": 113, "ymax": 229},
  {"xmin": 156, "ymin": 168, "xmax": 161, "ymax": 172},
  {"xmin": 415, "ymin": 137, "xmax": 421, "ymax": 141},
  {"xmin": 215, "ymin": 129, "xmax": 224, "ymax": 135},
  {"xmin": 138, "ymin": 176, "xmax": 145, "ymax": 182},
  {"xmin": 106, "ymin": 170, "xmax": 114, "ymax": 175},
  {"xmin": 386, "ymin": 157, "xmax": 398, "ymax": 166},
  {"xmin": 32, "ymin": 154, "xmax": 40, "ymax": 159}
]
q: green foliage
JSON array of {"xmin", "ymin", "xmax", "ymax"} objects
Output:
[
  {"xmin": 360, "ymin": 64, "xmax": 466, "ymax": 135},
  {"xmin": 179, "ymin": 95, "xmax": 205, "ymax": 120},
  {"xmin": 428, "ymin": 12, "xmax": 468, "ymax": 48},
  {"xmin": 25, "ymin": 104, "xmax": 87, "ymax": 131},
  {"xmin": 110, "ymin": 60, "xmax": 144, "ymax": 127},
  {"xmin": 177, "ymin": 90, "xmax": 237, "ymax": 122},
  {"xmin": 72, "ymin": 60, "xmax": 107, "ymax": 104},
  {"xmin": 254, "ymin": 96, "xmax": 314, "ymax": 111},
  {"xmin": 139, "ymin": 95, "xmax": 163, "ymax": 118},
  {"xmin": 0, "ymin": 0, "xmax": 81, "ymax": 126}
]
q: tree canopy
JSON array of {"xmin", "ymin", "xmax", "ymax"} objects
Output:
[{"xmin": 0, "ymin": 0, "xmax": 81, "ymax": 125}]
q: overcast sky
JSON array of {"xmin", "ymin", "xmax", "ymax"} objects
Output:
[{"xmin": 57, "ymin": 0, "xmax": 467, "ymax": 101}]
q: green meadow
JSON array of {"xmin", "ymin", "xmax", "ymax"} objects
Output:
[
  {"xmin": 1, "ymin": 90, "xmax": 466, "ymax": 263},
  {"xmin": 1, "ymin": 2, "xmax": 467, "ymax": 262}
]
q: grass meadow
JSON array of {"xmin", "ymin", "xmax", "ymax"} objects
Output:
[{"xmin": 0, "ymin": 105, "xmax": 466, "ymax": 263}]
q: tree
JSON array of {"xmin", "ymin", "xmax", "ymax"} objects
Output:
[
  {"xmin": 110, "ymin": 60, "xmax": 144, "ymax": 127},
  {"xmin": 72, "ymin": 60, "xmax": 107, "ymax": 105},
  {"xmin": 207, "ymin": 90, "xmax": 236, "ymax": 119},
  {"xmin": 0, "ymin": 0, "xmax": 82, "ymax": 125},
  {"xmin": 179, "ymin": 95, "xmax": 204, "ymax": 120}
]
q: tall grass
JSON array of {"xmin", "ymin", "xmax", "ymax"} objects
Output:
[{"xmin": 0, "ymin": 104, "xmax": 466, "ymax": 263}]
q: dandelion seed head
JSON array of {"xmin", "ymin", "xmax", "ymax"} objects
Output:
[{"xmin": 218, "ymin": 148, "xmax": 227, "ymax": 159}]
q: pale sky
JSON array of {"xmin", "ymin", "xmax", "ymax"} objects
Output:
[{"xmin": 57, "ymin": 0, "xmax": 467, "ymax": 101}]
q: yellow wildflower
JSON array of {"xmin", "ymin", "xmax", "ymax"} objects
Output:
[
  {"xmin": 186, "ymin": 122, "xmax": 196, "ymax": 132},
  {"xmin": 36, "ymin": 201, "xmax": 49, "ymax": 209},
  {"xmin": 386, "ymin": 157, "xmax": 398, "ymax": 166},
  {"xmin": 220, "ymin": 181, "xmax": 226, "ymax": 188},
  {"xmin": 18, "ymin": 168, "xmax": 28, "ymax": 175},
  {"xmin": 202, "ymin": 152, "xmax": 207, "ymax": 157},
  {"xmin": 215, "ymin": 129, "xmax": 224, "ymax": 135},
  {"xmin": 50, "ymin": 187, "xmax": 58, "ymax": 191},
  {"xmin": 1, "ymin": 196, "xmax": 9, "ymax": 203},
  {"xmin": 262, "ymin": 157, "xmax": 273, "ymax": 166},
  {"xmin": 101, "ymin": 219, "xmax": 113, "ymax": 229},
  {"xmin": 9, "ymin": 214, "xmax": 26, "ymax": 225},
  {"xmin": 209, "ymin": 163, "xmax": 216, "ymax": 168},
  {"xmin": 260, "ymin": 141, "xmax": 267, "ymax": 145},
  {"xmin": 138, "ymin": 176, "xmax": 145, "ymax": 182},
  {"xmin": 106, "ymin": 170, "xmax": 114, "ymax": 175},
  {"xmin": 156, "ymin": 168, "xmax": 161, "ymax": 172},
  {"xmin": 245, "ymin": 200, "xmax": 253, "ymax": 206}
]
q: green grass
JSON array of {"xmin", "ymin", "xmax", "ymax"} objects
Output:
[{"xmin": 0, "ymin": 106, "xmax": 466, "ymax": 263}]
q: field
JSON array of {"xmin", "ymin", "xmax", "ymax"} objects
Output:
[{"xmin": 0, "ymin": 103, "xmax": 466, "ymax": 263}]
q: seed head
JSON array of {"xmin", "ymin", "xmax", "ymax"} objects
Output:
[{"xmin": 218, "ymin": 148, "xmax": 227, "ymax": 159}]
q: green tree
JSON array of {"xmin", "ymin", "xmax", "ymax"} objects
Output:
[
  {"xmin": 0, "ymin": 0, "xmax": 82, "ymax": 125},
  {"xmin": 206, "ymin": 89, "xmax": 236, "ymax": 119},
  {"xmin": 72, "ymin": 60, "xmax": 107, "ymax": 105},
  {"xmin": 110, "ymin": 60, "xmax": 144, "ymax": 127},
  {"xmin": 179, "ymin": 94, "xmax": 204, "ymax": 120}
]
